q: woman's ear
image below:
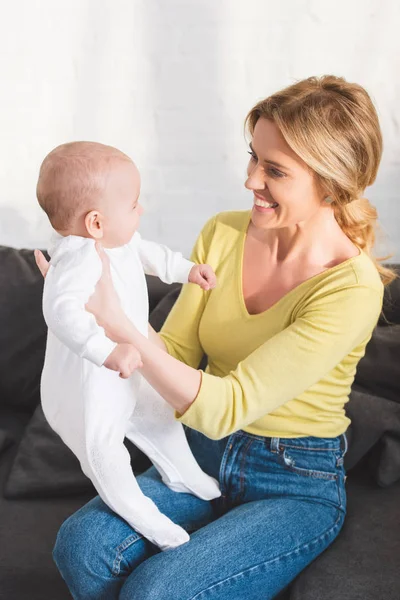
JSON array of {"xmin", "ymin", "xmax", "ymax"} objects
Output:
[{"xmin": 84, "ymin": 210, "xmax": 105, "ymax": 239}]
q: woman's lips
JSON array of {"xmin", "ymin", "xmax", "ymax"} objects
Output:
[
  {"xmin": 254, "ymin": 204, "xmax": 277, "ymax": 213},
  {"xmin": 253, "ymin": 194, "xmax": 279, "ymax": 213}
]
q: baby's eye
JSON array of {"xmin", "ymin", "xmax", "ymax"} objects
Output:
[{"xmin": 247, "ymin": 149, "xmax": 257, "ymax": 161}]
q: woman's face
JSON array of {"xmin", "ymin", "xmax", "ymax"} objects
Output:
[{"xmin": 245, "ymin": 118, "xmax": 327, "ymax": 232}]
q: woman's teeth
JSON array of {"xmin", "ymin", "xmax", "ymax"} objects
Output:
[{"xmin": 255, "ymin": 199, "xmax": 279, "ymax": 208}]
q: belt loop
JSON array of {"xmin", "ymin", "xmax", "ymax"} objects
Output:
[{"xmin": 270, "ymin": 437, "xmax": 280, "ymax": 453}]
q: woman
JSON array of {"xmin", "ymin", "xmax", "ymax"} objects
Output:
[{"xmin": 35, "ymin": 75, "xmax": 396, "ymax": 600}]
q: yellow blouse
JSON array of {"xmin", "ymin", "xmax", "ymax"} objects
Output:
[{"xmin": 160, "ymin": 210, "xmax": 383, "ymax": 440}]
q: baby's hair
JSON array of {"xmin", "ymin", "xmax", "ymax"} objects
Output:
[{"xmin": 36, "ymin": 141, "xmax": 132, "ymax": 232}]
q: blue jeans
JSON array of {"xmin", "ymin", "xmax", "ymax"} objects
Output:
[{"xmin": 53, "ymin": 428, "xmax": 348, "ymax": 600}]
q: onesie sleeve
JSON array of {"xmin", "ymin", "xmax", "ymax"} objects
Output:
[
  {"xmin": 175, "ymin": 284, "xmax": 383, "ymax": 439},
  {"xmin": 159, "ymin": 216, "xmax": 216, "ymax": 368},
  {"xmin": 133, "ymin": 232, "xmax": 194, "ymax": 284},
  {"xmin": 43, "ymin": 242, "xmax": 117, "ymax": 367}
]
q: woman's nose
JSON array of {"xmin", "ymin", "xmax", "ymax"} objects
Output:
[{"xmin": 245, "ymin": 163, "xmax": 266, "ymax": 191}]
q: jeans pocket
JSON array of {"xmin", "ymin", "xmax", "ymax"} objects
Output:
[{"xmin": 281, "ymin": 447, "xmax": 339, "ymax": 481}]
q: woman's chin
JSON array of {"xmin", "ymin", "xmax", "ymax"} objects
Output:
[{"xmin": 251, "ymin": 206, "xmax": 279, "ymax": 229}]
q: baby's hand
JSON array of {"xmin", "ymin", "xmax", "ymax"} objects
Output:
[
  {"xmin": 104, "ymin": 343, "xmax": 143, "ymax": 379},
  {"xmin": 188, "ymin": 264, "xmax": 217, "ymax": 291}
]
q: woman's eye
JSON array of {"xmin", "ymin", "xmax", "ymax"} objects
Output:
[
  {"xmin": 268, "ymin": 168, "xmax": 284, "ymax": 178},
  {"xmin": 247, "ymin": 149, "xmax": 285, "ymax": 178}
]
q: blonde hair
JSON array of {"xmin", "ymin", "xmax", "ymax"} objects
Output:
[
  {"xmin": 245, "ymin": 75, "xmax": 396, "ymax": 286},
  {"xmin": 36, "ymin": 141, "xmax": 131, "ymax": 232}
]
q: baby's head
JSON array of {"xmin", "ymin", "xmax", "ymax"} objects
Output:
[{"xmin": 36, "ymin": 141, "xmax": 143, "ymax": 247}]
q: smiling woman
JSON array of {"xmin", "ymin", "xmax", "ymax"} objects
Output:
[
  {"xmin": 39, "ymin": 75, "xmax": 397, "ymax": 600},
  {"xmin": 245, "ymin": 76, "xmax": 395, "ymax": 284}
]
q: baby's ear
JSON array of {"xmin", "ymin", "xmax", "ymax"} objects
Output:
[{"xmin": 85, "ymin": 210, "xmax": 105, "ymax": 239}]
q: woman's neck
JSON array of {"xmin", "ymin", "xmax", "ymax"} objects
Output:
[{"xmin": 249, "ymin": 209, "xmax": 356, "ymax": 267}]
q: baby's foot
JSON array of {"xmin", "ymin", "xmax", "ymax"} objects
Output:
[
  {"xmin": 134, "ymin": 510, "xmax": 190, "ymax": 551},
  {"xmin": 164, "ymin": 473, "xmax": 221, "ymax": 501},
  {"xmin": 155, "ymin": 524, "xmax": 190, "ymax": 551}
]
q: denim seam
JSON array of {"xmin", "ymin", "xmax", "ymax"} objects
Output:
[
  {"xmin": 279, "ymin": 444, "xmax": 340, "ymax": 452},
  {"xmin": 337, "ymin": 471, "xmax": 345, "ymax": 510},
  {"xmin": 238, "ymin": 438, "xmax": 254, "ymax": 498},
  {"xmin": 189, "ymin": 509, "xmax": 344, "ymax": 600},
  {"xmin": 218, "ymin": 433, "xmax": 236, "ymax": 499},
  {"xmin": 112, "ymin": 534, "xmax": 143, "ymax": 576}
]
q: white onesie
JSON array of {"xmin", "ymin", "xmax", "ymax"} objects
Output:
[{"xmin": 40, "ymin": 231, "xmax": 221, "ymax": 551}]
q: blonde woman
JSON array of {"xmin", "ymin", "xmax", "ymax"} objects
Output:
[{"xmin": 35, "ymin": 75, "xmax": 396, "ymax": 600}]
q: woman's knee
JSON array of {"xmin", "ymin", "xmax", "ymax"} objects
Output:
[
  {"xmin": 53, "ymin": 503, "xmax": 97, "ymax": 573},
  {"xmin": 53, "ymin": 497, "xmax": 121, "ymax": 573},
  {"xmin": 54, "ymin": 495, "xmax": 152, "ymax": 576},
  {"xmin": 52, "ymin": 497, "xmax": 147, "ymax": 600}
]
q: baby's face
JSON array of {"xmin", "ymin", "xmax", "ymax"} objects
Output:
[{"xmin": 100, "ymin": 160, "xmax": 143, "ymax": 247}]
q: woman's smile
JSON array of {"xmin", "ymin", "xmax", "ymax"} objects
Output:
[{"xmin": 253, "ymin": 193, "xmax": 279, "ymax": 213}]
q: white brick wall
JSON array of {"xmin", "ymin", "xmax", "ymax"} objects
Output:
[{"xmin": 0, "ymin": 0, "xmax": 399, "ymax": 259}]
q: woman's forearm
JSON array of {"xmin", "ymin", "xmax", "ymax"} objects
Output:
[
  {"xmin": 126, "ymin": 321, "xmax": 202, "ymax": 414},
  {"xmin": 147, "ymin": 323, "xmax": 168, "ymax": 352}
]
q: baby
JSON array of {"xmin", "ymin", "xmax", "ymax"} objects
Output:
[{"xmin": 37, "ymin": 141, "xmax": 221, "ymax": 551}]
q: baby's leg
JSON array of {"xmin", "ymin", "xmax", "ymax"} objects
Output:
[
  {"xmin": 125, "ymin": 379, "xmax": 221, "ymax": 501},
  {"xmin": 47, "ymin": 371, "xmax": 190, "ymax": 551}
]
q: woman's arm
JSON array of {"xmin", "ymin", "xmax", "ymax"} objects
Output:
[
  {"xmin": 148, "ymin": 323, "xmax": 167, "ymax": 352},
  {"xmin": 88, "ymin": 241, "xmax": 207, "ymax": 414},
  {"xmin": 125, "ymin": 317, "xmax": 202, "ymax": 414}
]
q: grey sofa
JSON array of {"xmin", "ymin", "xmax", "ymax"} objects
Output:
[{"xmin": 0, "ymin": 245, "xmax": 399, "ymax": 599}]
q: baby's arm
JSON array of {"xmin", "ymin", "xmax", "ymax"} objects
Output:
[
  {"xmin": 43, "ymin": 242, "xmax": 140, "ymax": 377},
  {"xmin": 133, "ymin": 232, "xmax": 216, "ymax": 289}
]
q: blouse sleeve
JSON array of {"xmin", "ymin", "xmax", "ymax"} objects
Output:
[{"xmin": 159, "ymin": 215, "xmax": 216, "ymax": 369}]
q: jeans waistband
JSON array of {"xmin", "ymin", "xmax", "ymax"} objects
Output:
[
  {"xmin": 235, "ymin": 431, "xmax": 348, "ymax": 454},
  {"xmin": 270, "ymin": 434, "xmax": 347, "ymax": 453}
]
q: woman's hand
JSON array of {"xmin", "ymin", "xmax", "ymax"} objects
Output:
[
  {"xmin": 34, "ymin": 245, "xmax": 132, "ymax": 344},
  {"xmin": 85, "ymin": 243, "xmax": 133, "ymax": 343},
  {"xmin": 34, "ymin": 249, "xmax": 50, "ymax": 278}
]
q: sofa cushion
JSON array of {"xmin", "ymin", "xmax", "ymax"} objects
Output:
[
  {"xmin": 0, "ymin": 246, "xmax": 48, "ymax": 412},
  {"xmin": 345, "ymin": 388, "xmax": 400, "ymax": 485},
  {"xmin": 3, "ymin": 404, "xmax": 93, "ymax": 499},
  {"xmin": 0, "ymin": 430, "xmax": 14, "ymax": 459},
  {"xmin": 379, "ymin": 264, "xmax": 400, "ymax": 325},
  {"xmin": 3, "ymin": 404, "xmax": 152, "ymax": 499},
  {"xmin": 149, "ymin": 284, "xmax": 181, "ymax": 332},
  {"xmin": 354, "ymin": 325, "xmax": 400, "ymax": 404}
]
